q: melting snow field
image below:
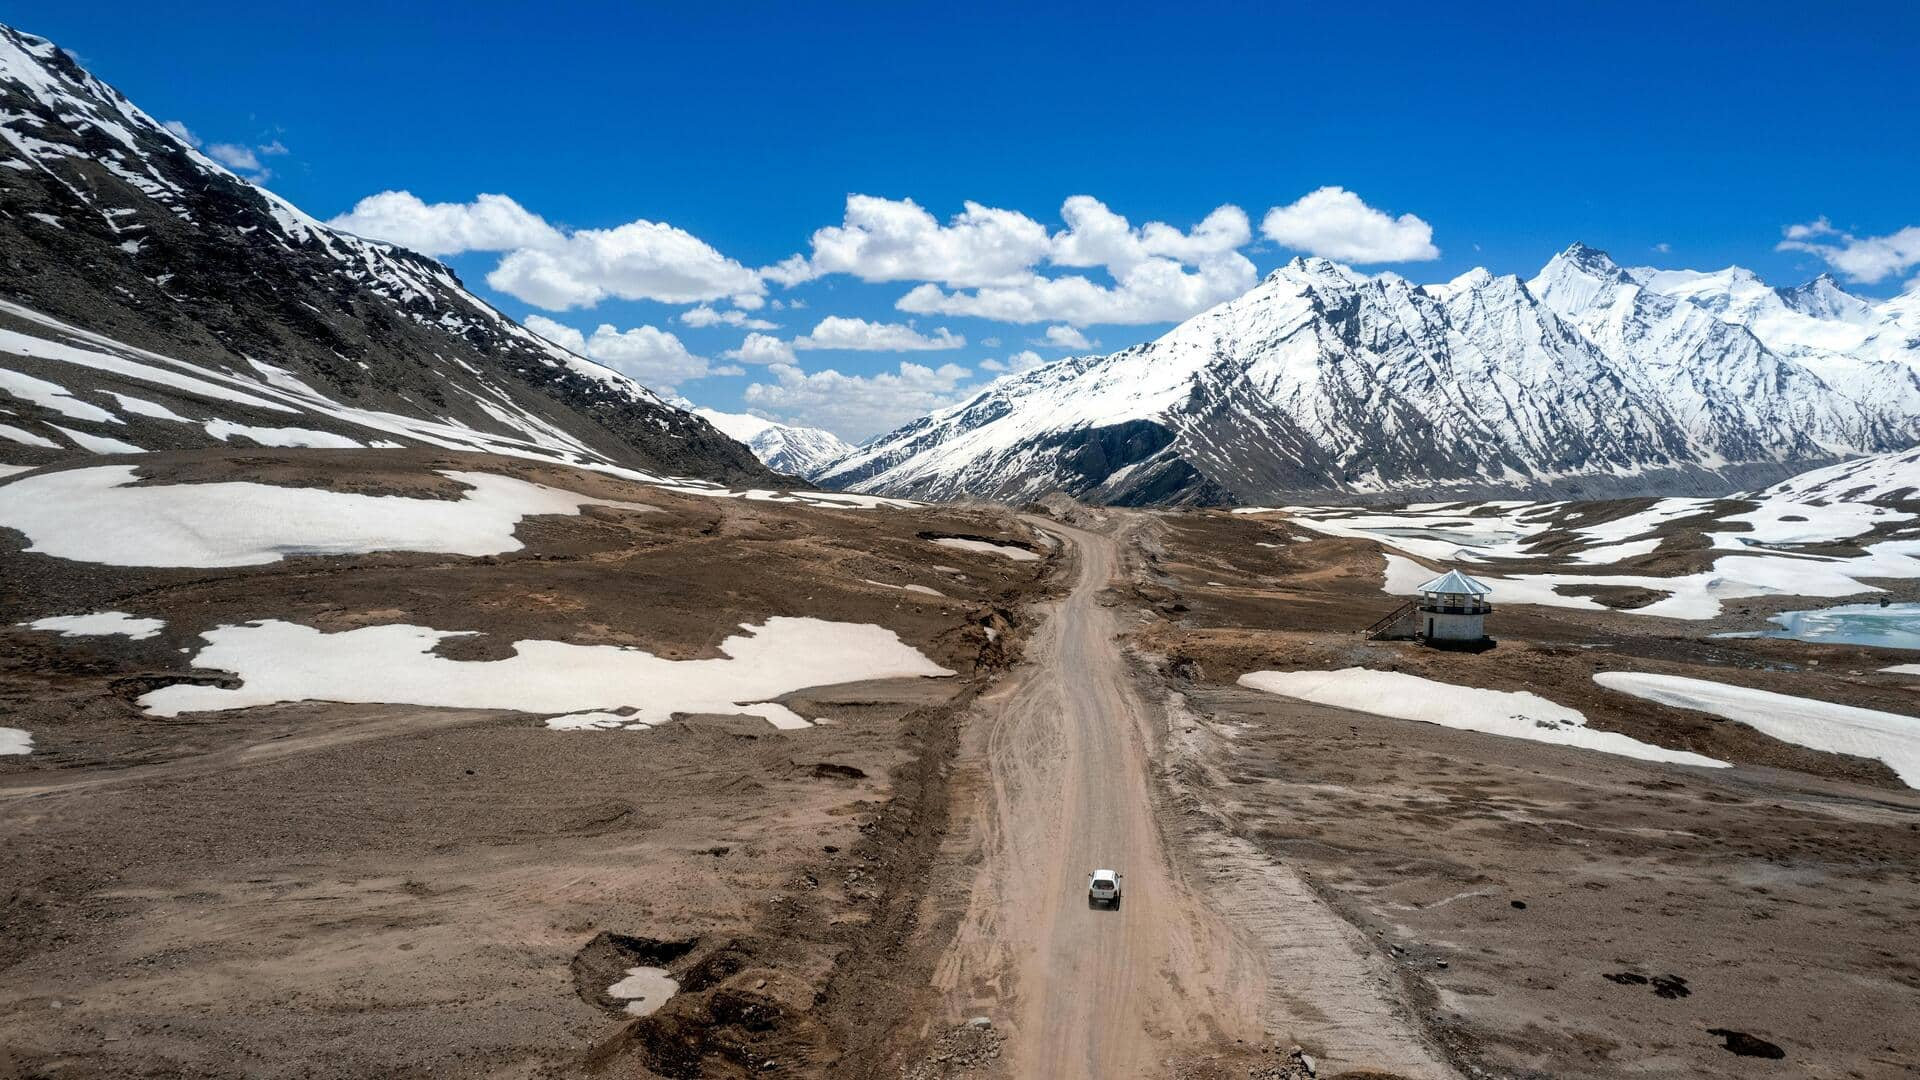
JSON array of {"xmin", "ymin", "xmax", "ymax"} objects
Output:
[
  {"xmin": 1262, "ymin": 494, "xmax": 1920, "ymax": 620},
  {"xmin": 140, "ymin": 616, "xmax": 956, "ymax": 731},
  {"xmin": 21, "ymin": 611, "xmax": 165, "ymax": 640},
  {"xmin": 1244, "ymin": 505, "xmax": 1553, "ymax": 563},
  {"xmin": 930, "ymin": 537, "xmax": 1042, "ymax": 561},
  {"xmin": 1713, "ymin": 500, "xmax": 1911, "ymax": 548},
  {"xmin": 1238, "ymin": 668, "xmax": 1727, "ymax": 768},
  {"xmin": 1382, "ymin": 542, "xmax": 1920, "ymax": 622},
  {"xmin": 1595, "ymin": 672, "xmax": 1920, "ymax": 787},
  {"xmin": 0, "ymin": 465, "xmax": 654, "ymax": 567},
  {"xmin": 0, "ymin": 727, "xmax": 31, "ymax": 755},
  {"xmin": 608, "ymin": 967, "xmax": 678, "ymax": 1016}
]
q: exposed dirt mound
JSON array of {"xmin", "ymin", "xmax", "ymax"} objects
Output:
[{"xmin": 571, "ymin": 931, "xmax": 700, "ymax": 1011}]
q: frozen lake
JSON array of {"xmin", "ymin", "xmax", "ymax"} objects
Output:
[{"xmin": 1724, "ymin": 602, "xmax": 1920, "ymax": 650}]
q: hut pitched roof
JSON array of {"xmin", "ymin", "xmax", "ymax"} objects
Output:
[{"xmin": 1416, "ymin": 568, "xmax": 1492, "ymax": 596}]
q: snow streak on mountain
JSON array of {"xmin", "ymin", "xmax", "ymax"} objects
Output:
[
  {"xmin": 0, "ymin": 25, "xmax": 772, "ymax": 481},
  {"xmin": 821, "ymin": 245, "xmax": 1920, "ymax": 505}
]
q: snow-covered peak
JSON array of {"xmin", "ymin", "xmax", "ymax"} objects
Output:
[
  {"xmin": 1527, "ymin": 243, "xmax": 1635, "ymax": 315},
  {"xmin": 690, "ymin": 407, "xmax": 853, "ymax": 479},
  {"xmin": 1781, "ymin": 273, "xmax": 1874, "ymax": 322},
  {"xmin": 1431, "ymin": 266, "xmax": 1494, "ymax": 295},
  {"xmin": 1632, "ymin": 260, "xmax": 1896, "ymax": 366},
  {"xmin": 1268, "ymin": 255, "xmax": 1369, "ymax": 292},
  {"xmin": 1635, "ymin": 265, "xmax": 1771, "ymax": 314},
  {"xmin": 690, "ymin": 406, "xmax": 778, "ymax": 444}
]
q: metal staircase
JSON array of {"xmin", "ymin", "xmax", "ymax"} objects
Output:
[{"xmin": 1363, "ymin": 600, "xmax": 1417, "ymax": 640}]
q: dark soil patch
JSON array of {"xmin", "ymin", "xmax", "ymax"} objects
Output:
[{"xmin": 1706, "ymin": 1028, "xmax": 1786, "ymax": 1059}]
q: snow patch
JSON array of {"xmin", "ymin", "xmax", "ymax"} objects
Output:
[
  {"xmin": 50, "ymin": 425, "xmax": 141, "ymax": 454},
  {"xmin": 1240, "ymin": 667, "xmax": 1726, "ymax": 767},
  {"xmin": 0, "ymin": 368, "xmax": 122, "ymax": 424},
  {"xmin": 546, "ymin": 710, "xmax": 649, "ymax": 731},
  {"xmin": 204, "ymin": 419, "xmax": 363, "ymax": 449},
  {"xmin": 22, "ymin": 611, "xmax": 165, "ymax": 640},
  {"xmin": 0, "ymin": 466, "xmax": 654, "ymax": 567},
  {"xmin": 105, "ymin": 392, "xmax": 191, "ymax": 423},
  {"xmin": 140, "ymin": 616, "xmax": 956, "ymax": 731},
  {"xmin": 0, "ymin": 423, "xmax": 59, "ymax": 449},
  {"xmin": 931, "ymin": 537, "xmax": 1041, "ymax": 562},
  {"xmin": 607, "ymin": 967, "xmax": 678, "ymax": 1016},
  {"xmin": 1596, "ymin": 672, "xmax": 1920, "ymax": 787},
  {"xmin": 861, "ymin": 579, "xmax": 947, "ymax": 597}
]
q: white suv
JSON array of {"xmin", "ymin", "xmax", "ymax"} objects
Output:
[{"xmin": 1087, "ymin": 869, "xmax": 1122, "ymax": 908}]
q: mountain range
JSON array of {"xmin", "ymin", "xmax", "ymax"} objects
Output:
[
  {"xmin": 820, "ymin": 245, "xmax": 1920, "ymax": 504},
  {"xmin": 0, "ymin": 25, "xmax": 773, "ymax": 482},
  {"xmin": 5, "ymin": 21, "xmax": 1917, "ymax": 507}
]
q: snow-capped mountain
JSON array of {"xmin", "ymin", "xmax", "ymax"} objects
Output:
[
  {"xmin": 1634, "ymin": 263, "xmax": 1920, "ymax": 370},
  {"xmin": 688, "ymin": 406, "xmax": 854, "ymax": 479},
  {"xmin": 0, "ymin": 25, "xmax": 772, "ymax": 481},
  {"xmin": 820, "ymin": 245, "xmax": 1920, "ymax": 505},
  {"xmin": 1528, "ymin": 244, "xmax": 1920, "ymax": 457}
]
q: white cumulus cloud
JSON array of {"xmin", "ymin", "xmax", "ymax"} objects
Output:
[
  {"xmin": 794, "ymin": 316, "xmax": 964, "ymax": 351},
  {"xmin": 779, "ymin": 195, "xmax": 1052, "ymax": 287},
  {"xmin": 744, "ymin": 361, "xmax": 976, "ymax": 440},
  {"xmin": 1035, "ymin": 324, "xmax": 1094, "ymax": 350},
  {"xmin": 523, "ymin": 313, "xmax": 588, "ymax": 355},
  {"xmin": 722, "ymin": 332, "xmax": 798, "ymax": 365},
  {"xmin": 1777, "ymin": 217, "xmax": 1920, "ymax": 284},
  {"xmin": 768, "ymin": 194, "xmax": 1258, "ymax": 327},
  {"xmin": 523, "ymin": 315, "xmax": 722, "ymax": 392},
  {"xmin": 1260, "ymin": 186, "xmax": 1439, "ymax": 264},
  {"xmin": 1051, "ymin": 197, "xmax": 1250, "ymax": 272},
  {"xmin": 206, "ymin": 142, "xmax": 262, "ymax": 172},
  {"xmin": 328, "ymin": 191, "xmax": 762, "ymax": 311},
  {"xmin": 485, "ymin": 220, "xmax": 764, "ymax": 310},
  {"xmin": 897, "ymin": 252, "xmax": 1253, "ymax": 326},
  {"xmin": 979, "ymin": 350, "xmax": 1049, "ymax": 374},
  {"xmin": 329, "ymin": 192, "xmax": 564, "ymax": 256},
  {"xmin": 162, "ymin": 120, "xmax": 200, "ymax": 148},
  {"xmin": 679, "ymin": 304, "xmax": 778, "ymax": 330}
]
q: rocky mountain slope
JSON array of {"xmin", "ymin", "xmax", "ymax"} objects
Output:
[
  {"xmin": 690, "ymin": 405, "xmax": 854, "ymax": 479},
  {"xmin": 0, "ymin": 24, "xmax": 773, "ymax": 482},
  {"xmin": 822, "ymin": 246, "xmax": 1920, "ymax": 505}
]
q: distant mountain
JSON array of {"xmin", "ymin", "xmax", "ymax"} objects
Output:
[
  {"xmin": 688, "ymin": 406, "xmax": 853, "ymax": 479},
  {"xmin": 0, "ymin": 24, "xmax": 772, "ymax": 482},
  {"xmin": 1528, "ymin": 244, "xmax": 1920, "ymax": 458},
  {"xmin": 820, "ymin": 245, "xmax": 1920, "ymax": 505}
]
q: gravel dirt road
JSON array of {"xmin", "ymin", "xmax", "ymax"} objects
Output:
[{"xmin": 930, "ymin": 516, "xmax": 1267, "ymax": 1076}]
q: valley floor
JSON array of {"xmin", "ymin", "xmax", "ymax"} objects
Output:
[{"xmin": 4, "ymin": 456, "xmax": 1920, "ymax": 1079}]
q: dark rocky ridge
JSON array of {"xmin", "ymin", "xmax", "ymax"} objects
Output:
[{"xmin": 0, "ymin": 24, "xmax": 776, "ymax": 483}]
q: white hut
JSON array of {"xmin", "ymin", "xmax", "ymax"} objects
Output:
[{"xmin": 1415, "ymin": 569, "xmax": 1492, "ymax": 643}]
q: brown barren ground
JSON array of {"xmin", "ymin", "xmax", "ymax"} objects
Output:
[
  {"xmin": 0, "ymin": 450, "xmax": 1052, "ymax": 1078},
  {"xmin": 1125, "ymin": 509, "xmax": 1920, "ymax": 1079}
]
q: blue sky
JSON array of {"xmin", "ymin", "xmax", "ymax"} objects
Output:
[{"xmin": 16, "ymin": 1, "xmax": 1920, "ymax": 438}]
